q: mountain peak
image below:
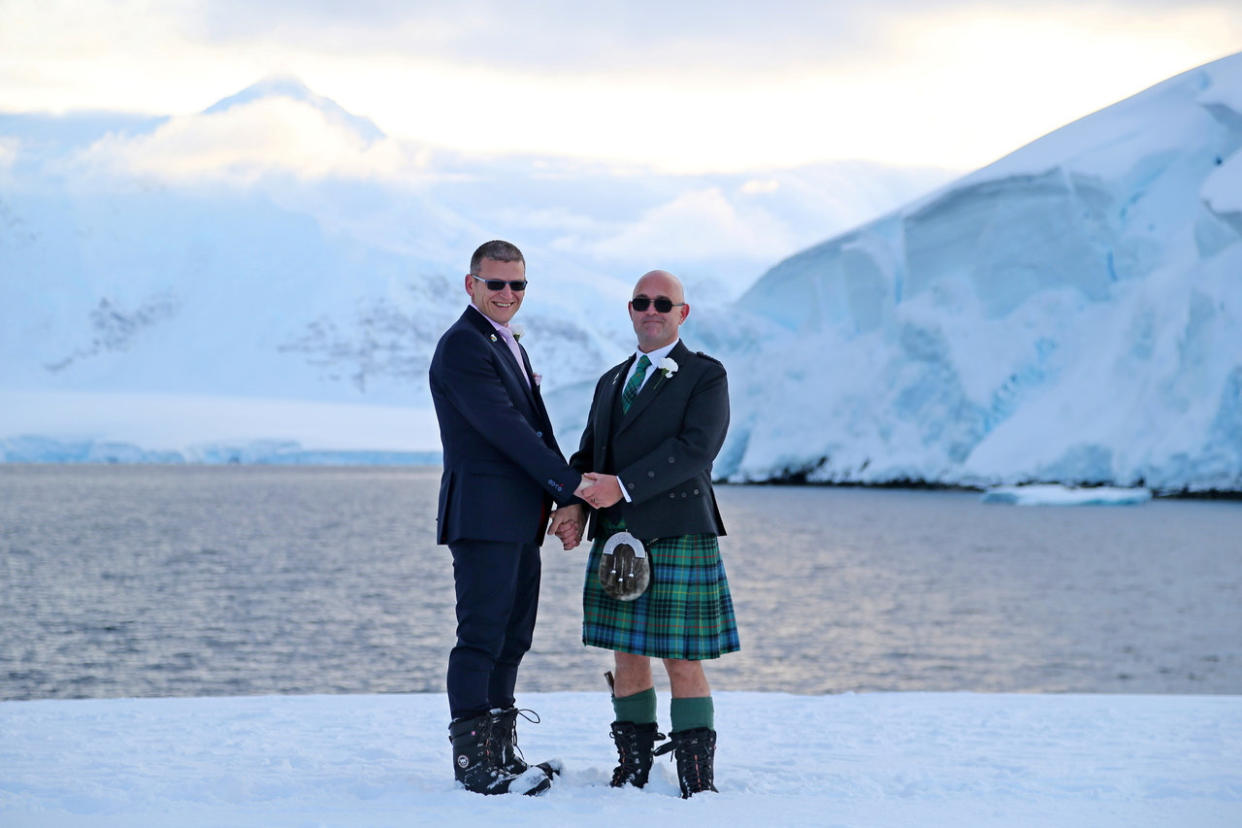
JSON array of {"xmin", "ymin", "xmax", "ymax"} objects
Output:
[{"xmin": 203, "ymin": 76, "xmax": 385, "ymax": 141}]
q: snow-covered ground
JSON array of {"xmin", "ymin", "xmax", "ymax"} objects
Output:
[{"xmin": 2, "ymin": 691, "xmax": 1239, "ymax": 827}]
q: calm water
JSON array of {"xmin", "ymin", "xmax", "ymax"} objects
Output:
[{"xmin": 2, "ymin": 465, "xmax": 1240, "ymax": 701}]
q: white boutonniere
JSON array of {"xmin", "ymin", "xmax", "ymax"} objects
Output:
[
  {"xmin": 533, "ymin": 373, "xmax": 542, "ymax": 387},
  {"xmin": 510, "ymin": 324, "xmax": 525, "ymax": 341},
  {"xmin": 658, "ymin": 356, "xmax": 678, "ymax": 379}
]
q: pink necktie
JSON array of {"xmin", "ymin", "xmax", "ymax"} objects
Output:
[{"xmin": 497, "ymin": 327, "xmax": 530, "ymax": 387}]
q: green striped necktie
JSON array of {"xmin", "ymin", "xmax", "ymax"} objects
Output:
[{"xmin": 621, "ymin": 355, "xmax": 651, "ymax": 413}]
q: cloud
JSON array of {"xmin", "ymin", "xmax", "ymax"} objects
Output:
[
  {"xmin": 188, "ymin": 1, "xmax": 1239, "ymax": 77},
  {"xmin": 741, "ymin": 179, "xmax": 782, "ymax": 195},
  {"xmin": 3, "ymin": 1, "xmax": 1239, "ymax": 173},
  {"xmin": 191, "ymin": 1, "xmax": 877, "ymax": 75},
  {"xmin": 66, "ymin": 95, "xmax": 425, "ymax": 185},
  {"xmin": 553, "ymin": 187, "xmax": 797, "ymax": 264}
]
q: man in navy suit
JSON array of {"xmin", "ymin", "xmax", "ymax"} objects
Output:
[{"xmin": 429, "ymin": 240, "xmax": 588, "ymax": 796}]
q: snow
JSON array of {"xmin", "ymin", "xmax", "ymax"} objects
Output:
[
  {"xmin": 4, "ymin": 55, "xmax": 1242, "ymax": 493},
  {"xmin": 980, "ymin": 484, "xmax": 1152, "ymax": 506},
  {"xmin": 721, "ymin": 52, "xmax": 1242, "ymax": 492},
  {"xmin": 203, "ymin": 76, "xmax": 386, "ymax": 142},
  {"xmin": 0, "ymin": 79, "xmax": 946, "ymax": 404},
  {"xmin": 1202, "ymin": 149, "xmax": 1242, "ymax": 215},
  {"xmin": 0, "ymin": 77, "xmax": 948, "ymax": 468},
  {"xmin": 2, "ymin": 691, "xmax": 1239, "ymax": 828}
]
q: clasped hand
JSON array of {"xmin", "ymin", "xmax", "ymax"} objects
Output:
[
  {"xmin": 547, "ymin": 472, "xmax": 622, "ymax": 550},
  {"xmin": 575, "ymin": 472, "xmax": 622, "ymax": 509}
]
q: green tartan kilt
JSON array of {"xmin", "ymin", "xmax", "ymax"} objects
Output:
[{"xmin": 582, "ymin": 522, "xmax": 741, "ymax": 660}]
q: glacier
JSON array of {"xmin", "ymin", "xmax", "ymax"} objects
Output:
[
  {"xmin": 3, "ymin": 56, "xmax": 1242, "ymax": 493},
  {"xmin": 715, "ymin": 52, "xmax": 1242, "ymax": 493}
]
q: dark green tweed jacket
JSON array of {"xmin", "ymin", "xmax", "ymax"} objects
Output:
[{"xmin": 569, "ymin": 340, "xmax": 728, "ymax": 542}]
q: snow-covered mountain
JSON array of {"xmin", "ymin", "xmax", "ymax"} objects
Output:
[
  {"xmin": 716, "ymin": 52, "xmax": 1242, "ymax": 493},
  {"xmin": 0, "ymin": 77, "xmax": 945, "ymax": 458},
  {"xmin": 5, "ymin": 54, "xmax": 1240, "ymax": 493}
]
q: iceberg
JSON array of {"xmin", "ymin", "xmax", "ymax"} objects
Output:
[
  {"xmin": 980, "ymin": 484, "xmax": 1153, "ymax": 506},
  {"xmin": 720, "ymin": 52, "xmax": 1242, "ymax": 493}
]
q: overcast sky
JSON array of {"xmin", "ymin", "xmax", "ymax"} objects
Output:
[{"xmin": 2, "ymin": 0, "xmax": 1239, "ymax": 173}]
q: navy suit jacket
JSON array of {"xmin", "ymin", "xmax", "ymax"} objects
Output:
[
  {"xmin": 429, "ymin": 307, "xmax": 581, "ymax": 546},
  {"xmin": 569, "ymin": 340, "xmax": 729, "ymax": 542}
]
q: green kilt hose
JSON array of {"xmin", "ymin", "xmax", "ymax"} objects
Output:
[{"xmin": 583, "ymin": 521, "xmax": 740, "ymax": 660}]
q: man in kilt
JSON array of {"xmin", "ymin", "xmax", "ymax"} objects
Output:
[{"xmin": 551, "ymin": 269, "xmax": 740, "ymax": 798}]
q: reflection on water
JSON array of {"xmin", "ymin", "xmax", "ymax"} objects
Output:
[{"xmin": 1, "ymin": 465, "xmax": 1239, "ymax": 700}]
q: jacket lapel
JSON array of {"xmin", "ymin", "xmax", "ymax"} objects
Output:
[
  {"xmin": 594, "ymin": 357, "xmax": 631, "ymax": 461},
  {"xmin": 463, "ymin": 307, "xmax": 538, "ymax": 412},
  {"xmin": 520, "ymin": 345, "xmax": 550, "ymax": 427}
]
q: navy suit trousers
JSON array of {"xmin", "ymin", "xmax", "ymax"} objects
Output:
[{"xmin": 446, "ymin": 539, "xmax": 541, "ymax": 720}]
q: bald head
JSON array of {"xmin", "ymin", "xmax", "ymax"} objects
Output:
[
  {"xmin": 629, "ymin": 269, "xmax": 689, "ymax": 352},
  {"xmin": 634, "ymin": 270, "xmax": 685, "ymax": 304}
]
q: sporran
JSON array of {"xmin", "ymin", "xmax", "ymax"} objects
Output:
[{"xmin": 597, "ymin": 531, "xmax": 651, "ymax": 601}]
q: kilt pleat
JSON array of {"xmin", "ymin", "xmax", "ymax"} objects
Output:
[{"xmin": 582, "ymin": 522, "xmax": 740, "ymax": 660}]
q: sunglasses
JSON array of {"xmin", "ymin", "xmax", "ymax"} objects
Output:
[
  {"xmin": 630, "ymin": 296, "xmax": 685, "ymax": 313},
  {"xmin": 472, "ymin": 273, "xmax": 527, "ymax": 292}
]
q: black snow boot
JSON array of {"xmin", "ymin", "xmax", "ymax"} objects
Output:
[
  {"xmin": 609, "ymin": 720, "xmax": 666, "ymax": 788},
  {"xmin": 490, "ymin": 707, "xmax": 562, "ymax": 778},
  {"xmin": 654, "ymin": 727, "xmax": 718, "ymax": 798},
  {"xmin": 448, "ymin": 713, "xmax": 551, "ymax": 796}
]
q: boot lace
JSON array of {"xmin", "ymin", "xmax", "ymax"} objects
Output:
[
  {"xmin": 612, "ymin": 724, "xmax": 666, "ymax": 786},
  {"xmin": 498, "ymin": 707, "xmax": 541, "ymax": 766},
  {"xmin": 655, "ymin": 729, "xmax": 715, "ymax": 797}
]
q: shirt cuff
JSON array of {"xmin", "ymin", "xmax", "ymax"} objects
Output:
[{"xmin": 617, "ymin": 477, "xmax": 632, "ymax": 503}]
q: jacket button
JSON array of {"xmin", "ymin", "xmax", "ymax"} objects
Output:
[
  {"xmin": 669, "ymin": 493, "xmax": 676, "ymax": 499},
  {"xmin": 536, "ymin": 431, "xmax": 543, "ymax": 437},
  {"xmin": 647, "ymin": 471, "xmax": 655, "ymax": 478},
  {"xmin": 667, "ymin": 456, "xmax": 675, "ymax": 463},
  {"xmin": 680, "ymin": 492, "xmax": 687, "ymax": 498},
  {"xmin": 694, "ymin": 488, "xmax": 700, "ymax": 495}
]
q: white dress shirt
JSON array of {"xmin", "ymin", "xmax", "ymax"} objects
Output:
[{"xmin": 623, "ymin": 339, "xmax": 679, "ymax": 395}]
